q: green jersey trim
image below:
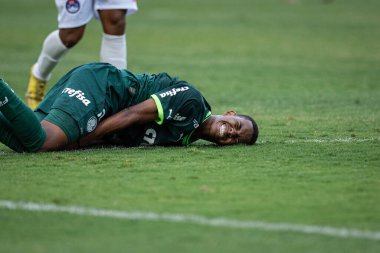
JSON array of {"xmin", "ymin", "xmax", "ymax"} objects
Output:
[
  {"xmin": 151, "ymin": 94, "xmax": 164, "ymax": 125},
  {"xmin": 204, "ymin": 111, "xmax": 212, "ymax": 120},
  {"xmin": 182, "ymin": 110, "xmax": 212, "ymax": 145}
]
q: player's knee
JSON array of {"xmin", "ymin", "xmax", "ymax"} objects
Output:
[
  {"xmin": 100, "ymin": 10, "xmax": 126, "ymax": 34},
  {"xmin": 59, "ymin": 27, "xmax": 85, "ymax": 48},
  {"xmin": 108, "ymin": 12, "xmax": 126, "ymax": 27}
]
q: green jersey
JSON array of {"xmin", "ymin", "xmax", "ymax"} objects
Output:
[
  {"xmin": 36, "ymin": 63, "xmax": 211, "ymax": 146},
  {"xmin": 114, "ymin": 83, "xmax": 212, "ymax": 146}
]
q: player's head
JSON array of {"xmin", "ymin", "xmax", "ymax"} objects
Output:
[{"xmin": 207, "ymin": 111, "xmax": 259, "ymax": 145}]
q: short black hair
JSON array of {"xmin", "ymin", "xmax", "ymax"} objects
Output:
[{"xmin": 237, "ymin": 114, "xmax": 259, "ymax": 145}]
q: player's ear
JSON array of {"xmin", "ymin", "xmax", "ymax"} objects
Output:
[{"xmin": 223, "ymin": 110, "xmax": 236, "ymax": 116}]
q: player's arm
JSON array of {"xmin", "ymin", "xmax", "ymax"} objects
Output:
[{"xmin": 78, "ymin": 98, "xmax": 158, "ymax": 147}]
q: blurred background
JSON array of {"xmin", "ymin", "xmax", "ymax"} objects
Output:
[{"xmin": 0, "ymin": 1, "xmax": 380, "ymax": 252}]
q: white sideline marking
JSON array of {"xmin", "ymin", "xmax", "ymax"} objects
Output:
[
  {"xmin": 259, "ymin": 137, "xmax": 380, "ymax": 144},
  {"xmin": 1, "ymin": 200, "xmax": 380, "ymax": 241}
]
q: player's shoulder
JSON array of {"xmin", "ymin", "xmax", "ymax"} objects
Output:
[{"xmin": 156, "ymin": 82, "xmax": 200, "ymax": 99}]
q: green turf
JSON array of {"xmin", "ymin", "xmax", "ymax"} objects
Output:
[{"xmin": 1, "ymin": 0, "xmax": 380, "ymax": 252}]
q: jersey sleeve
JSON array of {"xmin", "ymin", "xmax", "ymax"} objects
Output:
[{"xmin": 150, "ymin": 83, "xmax": 211, "ymax": 143}]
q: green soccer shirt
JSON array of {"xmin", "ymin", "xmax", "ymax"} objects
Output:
[
  {"xmin": 35, "ymin": 62, "xmax": 211, "ymax": 146},
  {"xmin": 115, "ymin": 83, "xmax": 212, "ymax": 146}
]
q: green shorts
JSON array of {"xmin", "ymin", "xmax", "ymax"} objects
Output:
[{"xmin": 35, "ymin": 63, "xmax": 112, "ymax": 139}]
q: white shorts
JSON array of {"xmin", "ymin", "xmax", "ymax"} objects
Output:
[{"xmin": 56, "ymin": 0, "xmax": 138, "ymax": 29}]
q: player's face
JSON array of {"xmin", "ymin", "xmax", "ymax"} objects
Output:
[{"xmin": 210, "ymin": 112, "xmax": 254, "ymax": 145}]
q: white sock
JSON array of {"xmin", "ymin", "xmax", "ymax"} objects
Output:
[
  {"xmin": 33, "ymin": 30, "xmax": 69, "ymax": 81},
  {"xmin": 100, "ymin": 33, "xmax": 127, "ymax": 69}
]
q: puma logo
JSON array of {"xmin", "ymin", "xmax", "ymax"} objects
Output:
[{"xmin": 0, "ymin": 97, "xmax": 8, "ymax": 107}]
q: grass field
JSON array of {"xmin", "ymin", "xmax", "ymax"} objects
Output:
[{"xmin": 1, "ymin": 0, "xmax": 380, "ymax": 252}]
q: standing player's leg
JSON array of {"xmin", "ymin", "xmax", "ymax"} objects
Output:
[
  {"xmin": 98, "ymin": 0, "xmax": 138, "ymax": 69},
  {"xmin": 99, "ymin": 9, "xmax": 127, "ymax": 69},
  {"xmin": 25, "ymin": 0, "xmax": 92, "ymax": 110},
  {"xmin": 25, "ymin": 28, "xmax": 76, "ymax": 110}
]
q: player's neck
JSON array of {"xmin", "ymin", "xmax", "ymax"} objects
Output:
[{"xmin": 192, "ymin": 116, "xmax": 216, "ymax": 143}]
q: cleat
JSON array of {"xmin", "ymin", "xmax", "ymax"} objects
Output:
[{"xmin": 25, "ymin": 65, "xmax": 47, "ymax": 110}]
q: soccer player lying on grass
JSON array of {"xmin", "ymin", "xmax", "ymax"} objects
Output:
[{"xmin": 0, "ymin": 63, "xmax": 258, "ymax": 152}]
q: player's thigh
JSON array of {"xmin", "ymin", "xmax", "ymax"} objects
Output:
[
  {"xmin": 98, "ymin": 9, "xmax": 126, "ymax": 35},
  {"xmin": 39, "ymin": 108, "xmax": 82, "ymax": 151},
  {"xmin": 40, "ymin": 120, "xmax": 69, "ymax": 151}
]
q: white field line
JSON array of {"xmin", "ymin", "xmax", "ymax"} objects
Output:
[
  {"xmin": 258, "ymin": 137, "xmax": 380, "ymax": 144},
  {"xmin": 1, "ymin": 200, "xmax": 380, "ymax": 241}
]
